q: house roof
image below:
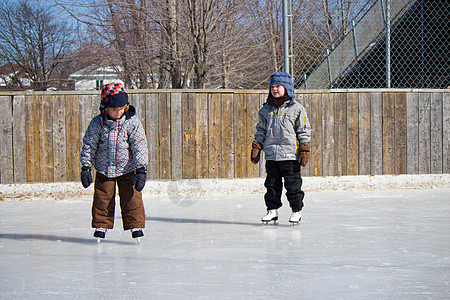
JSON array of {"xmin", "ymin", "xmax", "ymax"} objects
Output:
[
  {"xmin": 0, "ymin": 64, "xmax": 28, "ymax": 77},
  {"xmin": 69, "ymin": 65, "xmax": 121, "ymax": 80}
]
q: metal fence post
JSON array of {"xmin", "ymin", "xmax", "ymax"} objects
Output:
[
  {"xmin": 386, "ymin": 0, "xmax": 391, "ymax": 88},
  {"xmin": 351, "ymin": 20, "xmax": 361, "ymax": 88},
  {"xmin": 282, "ymin": 0, "xmax": 290, "ymax": 74}
]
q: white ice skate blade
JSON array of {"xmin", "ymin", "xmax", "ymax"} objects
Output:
[
  {"xmin": 289, "ymin": 221, "xmax": 300, "ymax": 226},
  {"xmin": 135, "ymin": 237, "xmax": 141, "ymax": 245}
]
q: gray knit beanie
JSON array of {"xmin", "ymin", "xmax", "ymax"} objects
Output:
[{"xmin": 269, "ymin": 71, "xmax": 295, "ymax": 99}]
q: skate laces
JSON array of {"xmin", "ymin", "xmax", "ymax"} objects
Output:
[{"xmin": 265, "ymin": 210, "xmax": 277, "ymax": 217}]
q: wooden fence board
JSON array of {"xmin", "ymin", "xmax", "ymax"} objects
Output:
[
  {"xmin": 0, "ymin": 96, "xmax": 13, "ymax": 183},
  {"xmin": 146, "ymin": 93, "xmax": 159, "ymax": 179},
  {"xmin": 394, "ymin": 93, "xmax": 407, "ymax": 174},
  {"xmin": 371, "ymin": 92, "xmax": 383, "ymax": 175},
  {"xmin": 78, "ymin": 94, "xmax": 98, "ymax": 181},
  {"xmin": 131, "ymin": 93, "xmax": 146, "ymax": 125},
  {"xmin": 182, "ymin": 93, "xmax": 197, "ymax": 178},
  {"xmin": 40, "ymin": 94, "xmax": 54, "ymax": 182},
  {"xmin": 24, "ymin": 95, "xmax": 33, "ymax": 182},
  {"xmin": 170, "ymin": 93, "xmax": 183, "ymax": 179},
  {"xmin": 406, "ymin": 92, "xmax": 419, "ymax": 174},
  {"xmin": 208, "ymin": 93, "xmax": 222, "ymax": 178},
  {"xmin": 358, "ymin": 93, "xmax": 371, "ymax": 175},
  {"xmin": 443, "ymin": 92, "xmax": 450, "ymax": 173},
  {"xmin": 52, "ymin": 94, "xmax": 67, "ymax": 182},
  {"xmin": 310, "ymin": 93, "xmax": 323, "ymax": 176},
  {"xmin": 382, "ymin": 92, "xmax": 395, "ymax": 174},
  {"xmin": 65, "ymin": 95, "xmax": 80, "ymax": 181},
  {"xmin": 234, "ymin": 93, "xmax": 247, "ymax": 178},
  {"xmin": 196, "ymin": 93, "xmax": 209, "ymax": 179},
  {"xmin": 221, "ymin": 93, "xmax": 235, "ymax": 178},
  {"xmin": 159, "ymin": 93, "xmax": 171, "ymax": 179},
  {"xmin": 26, "ymin": 95, "xmax": 42, "ymax": 182},
  {"xmin": 299, "ymin": 94, "xmax": 311, "ymax": 176},
  {"xmin": 334, "ymin": 92, "xmax": 347, "ymax": 176},
  {"xmin": 418, "ymin": 93, "xmax": 431, "ymax": 174},
  {"xmin": 78, "ymin": 95, "xmax": 92, "ymax": 149},
  {"xmin": 347, "ymin": 93, "xmax": 359, "ymax": 175},
  {"xmin": 12, "ymin": 95, "xmax": 26, "ymax": 183},
  {"xmin": 430, "ymin": 92, "xmax": 443, "ymax": 173},
  {"xmin": 322, "ymin": 93, "xmax": 335, "ymax": 176},
  {"xmin": 246, "ymin": 93, "xmax": 261, "ymax": 178},
  {"xmin": 132, "ymin": 93, "xmax": 148, "ymax": 180}
]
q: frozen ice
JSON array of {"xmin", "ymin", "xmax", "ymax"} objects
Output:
[{"xmin": 0, "ymin": 175, "xmax": 449, "ymax": 299}]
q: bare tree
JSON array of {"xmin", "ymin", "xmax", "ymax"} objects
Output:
[
  {"xmin": 249, "ymin": 0, "xmax": 284, "ymax": 75},
  {"xmin": 53, "ymin": 0, "xmax": 370, "ymax": 90},
  {"xmin": 53, "ymin": 0, "xmax": 289, "ymax": 90},
  {"xmin": 166, "ymin": 0, "xmax": 183, "ymax": 88},
  {"xmin": 205, "ymin": 0, "xmax": 276, "ymax": 89},
  {"xmin": 0, "ymin": 0, "xmax": 75, "ymax": 90},
  {"xmin": 149, "ymin": 0, "xmax": 190, "ymax": 88}
]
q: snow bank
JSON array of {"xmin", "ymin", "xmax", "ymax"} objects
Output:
[{"xmin": 0, "ymin": 174, "xmax": 448, "ymax": 202}]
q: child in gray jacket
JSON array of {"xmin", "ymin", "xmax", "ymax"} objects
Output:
[
  {"xmin": 80, "ymin": 82, "xmax": 148, "ymax": 240},
  {"xmin": 251, "ymin": 71, "xmax": 311, "ymax": 225}
]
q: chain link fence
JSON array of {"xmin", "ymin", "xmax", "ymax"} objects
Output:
[{"xmin": 289, "ymin": 0, "xmax": 449, "ymax": 89}]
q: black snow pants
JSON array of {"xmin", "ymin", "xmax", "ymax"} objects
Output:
[{"xmin": 264, "ymin": 160, "xmax": 304, "ymax": 212}]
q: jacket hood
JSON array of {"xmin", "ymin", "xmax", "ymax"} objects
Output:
[
  {"xmin": 269, "ymin": 71, "xmax": 295, "ymax": 100},
  {"xmin": 124, "ymin": 105, "xmax": 136, "ymax": 119}
]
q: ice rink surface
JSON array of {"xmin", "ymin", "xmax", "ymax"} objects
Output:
[{"xmin": 1, "ymin": 176, "xmax": 449, "ymax": 299}]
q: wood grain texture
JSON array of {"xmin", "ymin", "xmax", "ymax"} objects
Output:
[
  {"xmin": 358, "ymin": 93, "xmax": 371, "ymax": 175},
  {"xmin": 382, "ymin": 92, "xmax": 395, "ymax": 174},
  {"xmin": 334, "ymin": 92, "xmax": 347, "ymax": 176},
  {"xmin": 12, "ymin": 95, "xmax": 27, "ymax": 183},
  {"xmin": 370, "ymin": 92, "xmax": 382, "ymax": 175},
  {"xmin": 182, "ymin": 93, "xmax": 197, "ymax": 179},
  {"xmin": 418, "ymin": 93, "xmax": 431, "ymax": 174},
  {"xmin": 159, "ymin": 93, "xmax": 171, "ymax": 179},
  {"xmin": 347, "ymin": 93, "xmax": 359, "ymax": 175},
  {"xmin": 0, "ymin": 96, "xmax": 13, "ymax": 183},
  {"xmin": 406, "ymin": 93, "xmax": 419, "ymax": 174},
  {"xmin": 394, "ymin": 93, "xmax": 407, "ymax": 174},
  {"xmin": 443, "ymin": 92, "xmax": 450, "ymax": 173}
]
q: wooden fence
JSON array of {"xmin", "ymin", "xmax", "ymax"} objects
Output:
[{"xmin": 0, "ymin": 89, "xmax": 448, "ymax": 184}]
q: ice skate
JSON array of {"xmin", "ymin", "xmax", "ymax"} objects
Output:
[
  {"xmin": 94, "ymin": 228, "xmax": 107, "ymax": 243},
  {"xmin": 289, "ymin": 211, "xmax": 302, "ymax": 226},
  {"xmin": 261, "ymin": 209, "xmax": 278, "ymax": 225},
  {"xmin": 131, "ymin": 228, "xmax": 144, "ymax": 244}
]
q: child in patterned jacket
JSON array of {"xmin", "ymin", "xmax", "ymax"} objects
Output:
[{"xmin": 80, "ymin": 82, "xmax": 148, "ymax": 240}]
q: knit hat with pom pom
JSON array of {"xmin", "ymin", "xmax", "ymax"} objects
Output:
[{"xmin": 99, "ymin": 82, "xmax": 128, "ymax": 113}]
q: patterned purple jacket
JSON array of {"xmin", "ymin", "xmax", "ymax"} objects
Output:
[{"xmin": 80, "ymin": 106, "xmax": 148, "ymax": 178}]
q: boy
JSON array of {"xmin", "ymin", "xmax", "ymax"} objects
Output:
[
  {"xmin": 251, "ymin": 71, "xmax": 311, "ymax": 225},
  {"xmin": 80, "ymin": 82, "xmax": 148, "ymax": 240}
]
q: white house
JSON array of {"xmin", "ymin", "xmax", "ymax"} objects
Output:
[
  {"xmin": 69, "ymin": 65, "xmax": 123, "ymax": 90},
  {"xmin": 0, "ymin": 64, "xmax": 31, "ymax": 89}
]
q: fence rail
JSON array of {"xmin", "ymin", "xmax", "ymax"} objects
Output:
[{"xmin": 0, "ymin": 89, "xmax": 448, "ymax": 184}]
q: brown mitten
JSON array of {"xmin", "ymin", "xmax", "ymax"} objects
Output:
[
  {"xmin": 251, "ymin": 141, "xmax": 263, "ymax": 164},
  {"xmin": 298, "ymin": 144, "xmax": 310, "ymax": 167}
]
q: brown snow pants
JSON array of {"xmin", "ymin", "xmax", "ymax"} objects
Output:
[{"xmin": 91, "ymin": 171, "xmax": 145, "ymax": 230}]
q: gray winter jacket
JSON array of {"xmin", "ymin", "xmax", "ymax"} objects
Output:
[
  {"xmin": 80, "ymin": 106, "xmax": 148, "ymax": 178},
  {"xmin": 254, "ymin": 99, "xmax": 311, "ymax": 161}
]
